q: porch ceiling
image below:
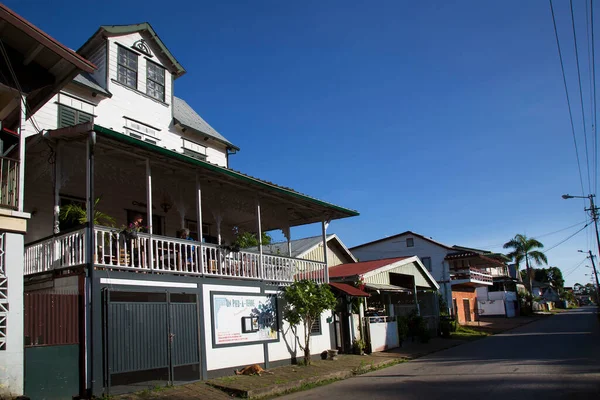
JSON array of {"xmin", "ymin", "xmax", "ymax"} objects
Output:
[{"xmin": 42, "ymin": 123, "xmax": 359, "ymax": 232}]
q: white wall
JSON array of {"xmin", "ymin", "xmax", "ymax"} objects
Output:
[
  {"xmin": 202, "ymin": 284, "xmax": 334, "ymax": 371},
  {"xmin": 24, "ymin": 32, "xmax": 230, "ymax": 167},
  {"xmin": 352, "ymin": 235, "xmax": 452, "ymax": 305},
  {"xmin": 0, "ymin": 233, "xmax": 25, "ymax": 397}
]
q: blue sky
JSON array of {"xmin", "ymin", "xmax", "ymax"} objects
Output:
[{"xmin": 6, "ymin": 0, "xmax": 600, "ymax": 286}]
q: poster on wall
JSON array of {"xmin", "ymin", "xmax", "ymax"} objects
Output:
[{"xmin": 211, "ymin": 292, "xmax": 278, "ymax": 346}]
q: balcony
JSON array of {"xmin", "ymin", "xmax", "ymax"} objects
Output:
[
  {"xmin": 0, "ymin": 156, "xmax": 19, "ymax": 210},
  {"xmin": 450, "ymin": 266, "xmax": 493, "ymax": 286},
  {"xmin": 24, "ymin": 226, "xmax": 327, "ymax": 285}
]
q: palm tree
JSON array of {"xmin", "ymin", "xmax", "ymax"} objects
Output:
[{"xmin": 503, "ymin": 234, "xmax": 548, "ymax": 296}]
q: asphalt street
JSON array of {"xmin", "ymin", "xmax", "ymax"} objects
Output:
[{"xmin": 279, "ymin": 307, "xmax": 600, "ymax": 400}]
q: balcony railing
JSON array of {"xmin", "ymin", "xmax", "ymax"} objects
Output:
[
  {"xmin": 24, "ymin": 226, "xmax": 327, "ymax": 285},
  {"xmin": 0, "ymin": 156, "xmax": 19, "ymax": 210},
  {"xmin": 450, "ymin": 267, "xmax": 493, "ymax": 284}
]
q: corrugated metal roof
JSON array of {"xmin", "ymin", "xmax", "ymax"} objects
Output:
[
  {"xmin": 329, "ymin": 257, "xmax": 411, "ymax": 279},
  {"xmin": 72, "ymin": 72, "xmax": 111, "ymax": 96},
  {"xmin": 257, "ymin": 235, "xmax": 334, "ymax": 257},
  {"xmin": 329, "ymin": 282, "xmax": 370, "ymax": 297},
  {"xmin": 173, "ymin": 97, "xmax": 239, "ymax": 150}
]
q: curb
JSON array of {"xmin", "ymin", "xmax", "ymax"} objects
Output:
[{"xmin": 207, "ymin": 359, "xmax": 401, "ymax": 399}]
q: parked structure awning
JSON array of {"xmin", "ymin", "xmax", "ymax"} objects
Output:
[
  {"xmin": 329, "ymin": 282, "xmax": 370, "ymax": 297},
  {"xmin": 364, "ymin": 282, "xmax": 412, "ymax": 293}
]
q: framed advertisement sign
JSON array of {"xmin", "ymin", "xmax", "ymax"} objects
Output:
[{"xmin": 210, "ymin": 291, "xmax": 279, "ymax": 347}]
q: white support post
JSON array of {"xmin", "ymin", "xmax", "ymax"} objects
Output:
[
  {"xmin": 282, "ymin": 226, "xmax": 292, "ymax": 257},
  {"xmin": 17, "ymin": 95, "xmax": 27, "ymax": 212},
  {"xmin": 256, "ymin": 198, "xmax": 263, "ymax": 278},
  {"xmin": 146, "ymin": 159, "xmax": 153, "ymax": 269},
  {"xmin": 196, "ymin": 173, "xmax": 203, "ymax": 270},
  {"xmin": 53, "ymin": 141, "xmax": 62, "ymax": 234},
  {"xmin": 321, "ymin": 219, "xmax": 330, "ymax": 284}
]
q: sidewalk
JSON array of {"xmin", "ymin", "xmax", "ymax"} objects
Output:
[
  {"xmin": 115, "ymin": 337, "xmax": 467, "ymax": 400},
  {"xmin": 114, "ymin": 315, "xmax": 545, "ymax": 400}
]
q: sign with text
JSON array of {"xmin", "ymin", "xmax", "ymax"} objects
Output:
[{"xmin": 211, "ymin": 292, "xmax": 278, "ymax": 346}]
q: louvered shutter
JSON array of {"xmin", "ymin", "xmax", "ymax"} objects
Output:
[
  {"xmin": 58, "ymin": 106, "xmax": 77, "ymax": 128},
  {"xmin": 78, "ymin": 112, "xmax": 93, "ymax": 124}
]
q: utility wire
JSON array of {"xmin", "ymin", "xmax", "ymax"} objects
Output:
[
  {"xmin": 543, "ymin": 220, "xmax": 591, "ymax": 254},
  {"xmin": 551, "ymin": 0, "xmax": 587, "ymax": 196},
  {"xmin": 591, "ymin": 0, "xmax": 598, "ymax": 196},
  {"xmin": 570, "ymin": 0, "xmax": 593, "ymax": 194},
  {"xmin": 564, "ymin": 257, "xmax": 588, "ymax": 277}
]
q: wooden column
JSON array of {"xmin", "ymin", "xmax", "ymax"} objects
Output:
[
  {"xmin": 196, "ymin": 173, "xmax": 203, "ymax": 271},
  {"xmin": 17, "ymin": 95, "xmax": 26, "ymax": 211},
  {"xmin": 146, "ymin": 159, "xmax": 153, "ymax": 269},
  {"xmin": 321, "ymin": 220, "xmax": 330, "ymax": 284},
  {"xmin": 53, "ymin": 141, "xmax": 62, "ymax": 234},
  {"xmin": 256, "ymin": 198, "xmax": 263, "ymax": 278}
]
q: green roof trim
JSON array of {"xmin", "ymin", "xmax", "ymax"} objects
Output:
[
  {"xmin": 99, "ymin": 23, "xmax": 186, "ymax": 78},
  {"xmin": 92, "ymin": 124, "xmax": 359, "ymax": 218}
]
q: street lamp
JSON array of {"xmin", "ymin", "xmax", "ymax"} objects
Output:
[{"xmin": 565, "ymin": 194, "xmax": 600, "ymax": 303}]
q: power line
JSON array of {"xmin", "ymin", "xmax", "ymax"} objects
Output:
[
  {"xmin": 550, "ymin": 0, "xmax": 587, "ymax": 196},
  {"xmin": 564, "ymin": 257, "xmax": 588, "ymax": 277},
  {"xmin": 591, "ymin": 0, "xmax": 598, "ymax": 196},
  {"xmin": 543, "ymin": 220, "xmax": 591, "ymax": 254},
  {"xmin": 570, "ymin": 0, "xmax": 593, "ymax": 194}
]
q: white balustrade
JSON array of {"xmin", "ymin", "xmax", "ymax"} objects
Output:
[
  {"xmin": 24, "ymin": 226, "xmax": 328, "ymax": 285},
  {"xmin": 24, "ymin": 228, "xmax": 86, "ymax": 275}
]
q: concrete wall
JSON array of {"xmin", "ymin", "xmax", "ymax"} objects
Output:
[{"xmin": 0, "ymin": 232, "xmax": 25, "ymax": 397}]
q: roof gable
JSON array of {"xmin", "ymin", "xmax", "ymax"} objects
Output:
[
  {"xmin": 350, "ymin": 231, "xmax": 454, "ymax": 251},
  {"xmin": 260, "ymin": 234, "xmax": 357, "ymax": 262},
  {"xmin": 329, "ymin": 256, "xmax": 439, "ymax": 290},
  {"xmin": 78, "ymin": 23, "xmax": 185, "ymax": 78}
]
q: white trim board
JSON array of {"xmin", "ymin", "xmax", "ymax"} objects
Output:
[{"xmin": 100, "ymin": 278, "xmax": 197, "ymax": 288}]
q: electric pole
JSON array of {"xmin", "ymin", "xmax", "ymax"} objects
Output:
[{"xmin": 562, "ymin": 194, "xmax": 600, "ymax": 304}]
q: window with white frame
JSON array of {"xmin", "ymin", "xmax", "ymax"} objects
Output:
[
  {"xmin": 310, "ymin": 318, "xmax": 321, "ymax": 335},
  {"xmin": 182, "ymin": 138, "xmax": 207, "ymax": 159},
  {"xmin": 117, "ymin": 45, "xmax": 138, "ymax": 88},
  {"xmin": 146, "ymin": 61, "xmax": 165, "ymax": 102},
  {"xmin": 124, "ymin": 118, "xmax": 159, "ymax": 142}
]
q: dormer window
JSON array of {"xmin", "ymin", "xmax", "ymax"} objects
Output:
[
  {"xmin": 117, "ymin": 45, "xmax": 138, "ymax": 88},
  {"xmin": 146, "ymin": 61, "xmax": 165, "ymax": 102}
]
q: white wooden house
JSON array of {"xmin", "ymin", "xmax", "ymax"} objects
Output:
[
  {"xmin": 350, "ymin": 231, "xmax": 497, "ymax": 324},
  {"xmin": 19, "ymin": 22, "xmax": 358, "ymax": 398},
  {"xmin": 258, "ymin": 234, "xmax": 357, "ymax": 266}
]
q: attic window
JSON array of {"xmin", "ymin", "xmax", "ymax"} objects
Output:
[
  {"xmin": 117, "ymin": 46, "xmax": 138, "ymax": 89},
  {"xmin": 132, "ymin": 39, "xmax": 152, "ymax": 57},
  {"xmin": 147, "ymin": 61, "xmax": 165, "ymax": 102},
  {"xmin": 406, "ymin": 238, "xmax": 414, "ymax": 247}
]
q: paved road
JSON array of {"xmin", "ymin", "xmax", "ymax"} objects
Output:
[{"xmin": 280, "ymin": 307, "xmax": 600, "ymax": 400}]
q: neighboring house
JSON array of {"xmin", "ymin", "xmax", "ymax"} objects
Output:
[
  {"xmin": 530, "ymin": 280, "xmax": 560, "ymax": 302},
  {"xmin": 329, "ymin": 256, "xmax": 440, "ymax": 351},
  {"xmin": 0, "ymin": 4, "xmax": 95, "ymax": 397},
  {"xmin": 17, "ymin": 21, "xmax": 358, "ymax": 399},
  {"xmin": 259, "ymin": 234, "xmax": 357, "ymax": 266},
  {"xmin": 350, "ymin": 231, "xmax": 501, "ymax": 324}
]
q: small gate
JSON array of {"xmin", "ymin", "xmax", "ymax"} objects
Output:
[
  {"xmin": 24, "ymin": 291, "xmax": 82, "ymax": 400},
  {"xmin": 104, "ymin": 290, "xmax": 200, "ymax": 394}
]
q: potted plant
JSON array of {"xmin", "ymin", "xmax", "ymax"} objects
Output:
[{"xmin": 352, "ymin": 337, "xmax": 366, "ymax": 355}]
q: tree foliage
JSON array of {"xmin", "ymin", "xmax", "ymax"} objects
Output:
[
  {"xmin": 233, "ymin": 230, "xmax": 272, "ymax": 249},
  {"xmin": 282, "ymin": 280, "xmax": 337, "ymax": 365},
  {"xmin": 533, "ymin": 266, "xmax": 564, "ymax": 290},
  {"xmin": 503, "ymin": 234, "xmax": 548, "ymax": 294}
]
